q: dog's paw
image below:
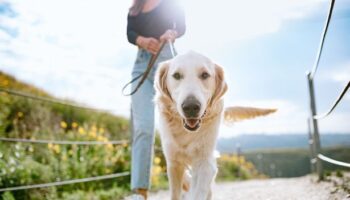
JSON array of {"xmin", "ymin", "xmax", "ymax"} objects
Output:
[{"xmin": 182, "ymin": 181, "xmax": 190, "ymax": 192}]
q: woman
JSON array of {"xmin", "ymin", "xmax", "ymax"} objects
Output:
[{"xmin": 126, "ymin": 0, "xmax": 185, "ymax": 199}]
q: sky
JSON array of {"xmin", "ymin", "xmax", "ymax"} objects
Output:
[{"xmin": 0, "ymin": 0, "xmax": 349, "ymax": 138}]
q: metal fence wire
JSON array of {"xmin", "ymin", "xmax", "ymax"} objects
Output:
[{"xmin": 306, "ymin": 0, "xmax": 350, "ymax": 181}]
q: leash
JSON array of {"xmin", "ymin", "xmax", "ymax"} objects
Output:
[{"xmin": 122, "ymin": 40, "xmax": 176, "ymax": 96}]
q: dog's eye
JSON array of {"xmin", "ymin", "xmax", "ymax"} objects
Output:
[
  {"xmin": 200, "ymin": 72, "xmax": 210, "ymax": 80},
  {"xmin": 172, "ymin": 72, "xmax": 182, "ymax": 80}
]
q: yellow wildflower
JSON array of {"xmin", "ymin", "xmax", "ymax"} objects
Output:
[
  {"xmin": 99, "ymin": 127, "xmax": 105, "ymax": 134},
  {"xmin": 91, "ymin": 125, "xmax": 97, "ymax": 132},
  {"xmin": 2, "ymin": 80, "xmax": 9, "ymax": 86},
  {"xmin": 89, "ymin": 131, "xmax": 97, "ymax": 138},
  {"xmin": 122, "ymin": 142, "xmax": 128, "ymax": 148},
  {"xmin": 154, "ymin": 166, "xmax": 162, "ymax": 174},
  {"xmin": 231, "ymin": 156, "xmax": 238, "ymax": 163},
  {"xmin": 107, "ymin": 144, "xmax": 113, "ymax": 150},
  {"xmin": 78, "ymin": 127, "xmax": 85, "ymax": 135},
  {"xmin": 239, "ymin": 156, "xmax": 245, "ymax": 163},
  {"xmin": 154, "ymin": 157, "xmax": 161, "ymax": 165},
  {"xmin": 151, "ymin": 176, "xmax": 160, "ymax": 186},
  {"xmin": 151, "ymin": 166, "xmax": 163, "ymax": 186},
  {"xmin": 97, "ymin": 135, "xmax": 105, "ymax": 141},
  {"xmin": 60, "ymin": 121, "xmax": 67, "ymax": 129},
  {"xmin": 53, "ymin": 145, "xmax": 60, "ymax": 154},
  {"xmin": 17, "ymin": 112, "xmax": 24, "ymax": 118},
  {"xmin": 48, "ymin": 143, "xmax": 53, "ymax": 150},
  {"xmin": 72, "ymin": 122, "xmax": 78, "ymax": 129}
]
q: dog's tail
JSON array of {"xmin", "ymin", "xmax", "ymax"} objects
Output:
[{"xmin": 224, "ymin": 106, "xmax": 277, "ymax": 123}]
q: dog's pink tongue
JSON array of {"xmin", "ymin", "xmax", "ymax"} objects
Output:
[{"xmin": 186, "ymin": 119, "xmax": 198, "ymax": 128}]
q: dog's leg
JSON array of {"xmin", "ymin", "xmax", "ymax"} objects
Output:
[
  {"xmin": 182, "ymin": 168, "xmax": 191, "ymax": 192},
  {"xmin": 189, "ymin": 158, "xmax": 217, "ymax": 200},
  {"xmin": 167, "ymin": 161, "xmax": 185, "ymax": 200}
]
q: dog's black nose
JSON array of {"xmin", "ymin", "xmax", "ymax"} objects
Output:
[{"xmin": 182, "ymin": 96, "xmax": 201, "ymax": 118}]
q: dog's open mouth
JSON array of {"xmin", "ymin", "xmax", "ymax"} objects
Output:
[{"xmin": 183, "ymin": 118, "xmax": 201, "ymax": 132}]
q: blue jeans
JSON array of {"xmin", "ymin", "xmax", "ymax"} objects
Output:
[{"xmin": 131, "ymin": 43, "xmax": 175, "ymax": 190}]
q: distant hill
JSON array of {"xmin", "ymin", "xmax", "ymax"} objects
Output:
[
  {"xmin": 218, "ymin": 134, "xmax": 350, "ymax": 177},
  {"xmin": 242, "ymin": 147, "xmax": 350, "ymax": 177},
  {"xmin": 0, "ymin": 71, "xmax": 130, "ymax": 140},
  {"xmin": 218, "ymin": 134, "xmax": 350, "ymax": 153},
  {"xmin": 0, "ymin": 71, "xmax": 50, "ymax": 97}
]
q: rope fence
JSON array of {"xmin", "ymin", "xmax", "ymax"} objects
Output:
[
  {"xmin": 310, "ymin": 0, "xmax": 335, "ymax": 79},
  {"xmin": 0, "ymin": 87, "xmax": 116, "ymax": 113},
  {"xmin": 0, "ymin": 137, "xmax": 129, "ymax": 146},
  {"xmin": 306, "ymin": 0, "xmax": 350, "ymax": 180},
  {"xmin": 318, "ymin": 154, "xmax": 350, "ymax": 168},
  {"xmin": 0, "ymin": 172, "xmax": 130, "ymax": 192},
  {"xmin": 313, "ymin": 81, "xmax": 350, "ymax": 120}
]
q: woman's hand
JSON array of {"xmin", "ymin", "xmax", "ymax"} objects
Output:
[
  {"xmin": 160, "ymin": 29, "xmax": 178, "ymax": 43},
  {"xmin": 136, "ymin": 36, "xmax": 160, "ymax": 55}
]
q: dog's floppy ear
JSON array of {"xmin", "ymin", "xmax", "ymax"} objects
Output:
[
  {"xmin": 155, "ymin": 60, "xmax": 172, "ymax": 100},
  {"xmin": 224, "ymin": 106, "xmax": 277, "ymax": 123},
  {"xmin": 209, "ymin": 64, "xmax": 228, "ymax": 106}
]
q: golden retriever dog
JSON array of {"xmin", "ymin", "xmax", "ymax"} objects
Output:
[{"xmin": 154, "ymin": 51, "xmax": 276, "ymax": 200}]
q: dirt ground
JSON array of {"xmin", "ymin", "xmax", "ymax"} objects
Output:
[{"xmin": 149, "ymin": 175, "xmax": 350, "ymax": 200}]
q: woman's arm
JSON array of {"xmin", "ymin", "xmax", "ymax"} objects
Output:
[
  {"xmin": 127, "ymin": 16, "xmax": 139, "ymax": 45},
  {"xmin": 127, "ymin": 15, "xmax": 160, "ymax": 54},
  {"xmin": 136, "ymin": 36, "xmax": 160, "ymax": 55}
]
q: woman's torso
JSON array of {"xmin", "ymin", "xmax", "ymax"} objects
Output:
[{"xmin": 128, "ymin": 0, "xmax": 179, "ymax": 40}]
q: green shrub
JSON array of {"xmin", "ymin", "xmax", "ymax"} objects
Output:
[
  {"xmin": 216, "ymin": 154, "xmax": 262, "ymax": 181},
  {"xmin": 0, "ymin": 72, "xmax": 132, "ymax": 199},
  {"xmin": 2, "ymin": 191, "xmax": 15, "ymax": 200}
]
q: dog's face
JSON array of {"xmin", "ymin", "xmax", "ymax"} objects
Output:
[{"xmin": 155, "ymin": 51, "xmax": 227, "ymax": 132}]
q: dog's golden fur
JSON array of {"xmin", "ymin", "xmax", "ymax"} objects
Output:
[{"xmin": 154, "ymin": 51, "xmax": 275, "ymax": 200}]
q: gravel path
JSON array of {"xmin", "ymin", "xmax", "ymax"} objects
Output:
[{"xmin": 149, "ymin": 176, "xmax": 349, "ymax": 200}]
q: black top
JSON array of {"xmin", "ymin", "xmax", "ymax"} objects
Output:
[{"xmin": 127, "ymin": 0, "xmax": 186, "ymax": 45}]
